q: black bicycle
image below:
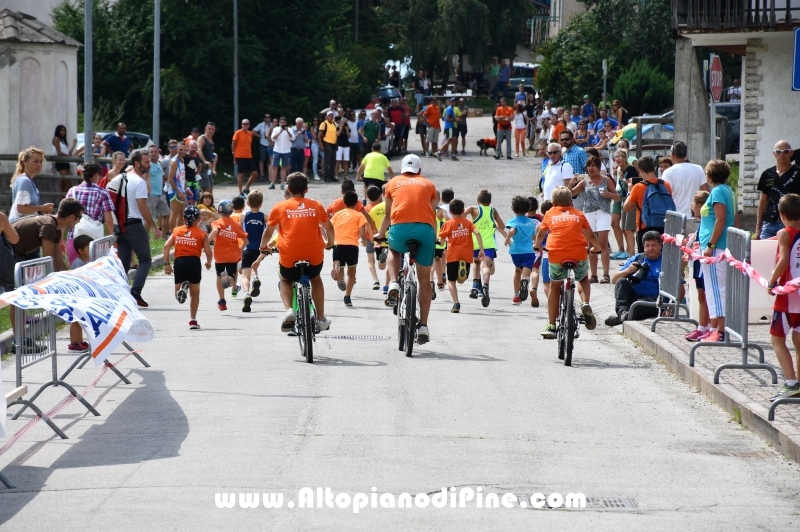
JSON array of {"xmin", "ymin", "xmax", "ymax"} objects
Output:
[
  {"xmin": 376, "ymin": 237, "xmax": 421, "ymax": 357},
  {"xmin": 293, "ymin": 260, "xmax": 317, "ymax": 363},
  {"xmin": 556, "ymin": 260, "xmax": 580, "ymax": 366}
]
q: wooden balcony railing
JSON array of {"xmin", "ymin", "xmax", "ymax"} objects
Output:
[{"xmin": 673, "ymin": 0, "xmax": 800, "ymax": 30}]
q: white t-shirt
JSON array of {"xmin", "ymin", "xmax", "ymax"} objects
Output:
[
  {"xmin": 347, "ymin": 120, "xmax": 360, "ymax": 143},
  {"xmin": 661, "ymin": 162, "xmax": 706, "ymax": 217},
  {"xmin": 514, "ymin": 113, "xmax": 526, "ymax": 129},
  {"xmin": 542, "ymin": 160, "xmax": 574, "ymax": 203},
  {"xmin": 271, "ymin": 127, "xmax": 295, "ymax": 154},
  {"xmin": 126, "ymin": 172, "xmax": 149, "ymax": 220},
  {"xmin": 252, "ymin": 121, "xmax": 271, "ymax": 147},
  {"xmin": 566, "ymin": 121, "xmax": 577, "ymax": 133}
]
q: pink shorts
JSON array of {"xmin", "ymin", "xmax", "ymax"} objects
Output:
[{"xmin": 769, "ymin": 310, "xmax": 800, "ymax": 338}]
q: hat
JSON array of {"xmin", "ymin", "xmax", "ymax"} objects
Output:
[
  {"xmin": 449, "ymin": 97, "xmax": 456, "ymax": 102},
  {"xmin": 326, "ymin": 111, "xmax": 334, "ymax": 116},
  {"xmin": 583, "ymin": 94, "xmax": 589, "ymax": 99},
  {"xmin": 401, "ymin": 153, "xmax": 421, "ymax": 174},
  {"xmin": 541, "ymin": 111, "xmax": 551, "ymax": 119},
  {"xmin": 191, "ymin": 127, "xmax": 200, "ymax": 132}
]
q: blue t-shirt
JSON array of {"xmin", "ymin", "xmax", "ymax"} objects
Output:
[
  {"xmin": 582, "ymin": 103, "xmax": 596, "ymax": 118},
  {"xmin": 506, "ymin": 215, "xmax": 537, "ymax": 255},
  {"xmin": 699, "ymin": 184, "xmax": 735, "ymax": 250},
  {"xmin": 620, "ymin": 253, "xmax": 662, "ymax": 298},
  {"xmin": 498, "ymin": 65, "xmax": 510, "ymax": 82},
  {"xmin": 243, "ymin": 211, "xmax": 266, "ymax": 251},
  {"xmin": 148, "ymin": 160, "xmax": 164, "ymax": 196},
  {"xmin": 102, "ymin": 133, "xmax": 133, "ymax": 156},
  {"xmin": 594, "ymin": 118, "xmax": 618, "ymax": 132},
  {"xmin": 443, "ymin": 106, "xmax": 455, "ymax": 130},
  {"xmin": 10, "ymin": 174, "xmax": 40, "ymax": 223}
]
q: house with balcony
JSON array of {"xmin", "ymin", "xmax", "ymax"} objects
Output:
[{"xmin": 672, "ymin": 0, "xmax": 800, "ymax": 217}]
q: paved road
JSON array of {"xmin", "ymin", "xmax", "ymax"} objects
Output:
[{"xmin": 1, "ymin": 117, "xmax": 799, "ymax": 529}]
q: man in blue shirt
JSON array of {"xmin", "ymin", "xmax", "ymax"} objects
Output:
[
  {"xmin": 559, "ymin": 130, "xmax": 587, "ymax": 174},
  {"xmin": 101, "ymin": 122, "xmax": 133, "ymax": 157},
  {"xmin": 605, "ymin": 230, "xmax": 663, "ymax": 326},
  {"xmin": 492, "ymin": 59, "xmax": 511, "ymax": 101},
  {"xmin": 593, "ymin": 109, "xmax": 618, "ymax": 135},
  {"xmin": 435, "ymin": 98, "xmax": 459, "ymax": 161}
]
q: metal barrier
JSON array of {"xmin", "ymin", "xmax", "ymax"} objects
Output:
[
  {"xmin": 629, "ymin": 211, "xmax": 696, "ymax": 330},
  {"xmin": 8, "ymin": 257, "xmax": 100, "ymax": 421},
  {"xmin": 59, "ymin": 236, "xmax": 150, "ymax": 382},
  {"xmin": 689, "ymin": 227, "xmax": 778, "ymax": 384}
]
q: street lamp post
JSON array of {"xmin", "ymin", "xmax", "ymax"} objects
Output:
[
  {"xmin": 83, "ymin": 0, "xmax": 93, "ymax": 163},
  {"xmin": 153, "ymin": 0, "xmax": 160, "ymax": 148}
]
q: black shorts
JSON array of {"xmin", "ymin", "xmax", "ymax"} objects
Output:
[
  {"xmin": 215, "ymin": 262, "xmax": 238, "ymax": 277},
  {"xmin": 446, "ymin": 261, "xmax": 470, "ymax": 280},
  {"xmin": 444, "ymin": 128, "xmax": 457, "ymax": 140},
  {"xmin": 403, "ymin": 126, "xmax": 410, "ymax": 140},
  {"xmin": 174, "ymin": 256, "xmax": 202, "ymax": 285},
  {"xmin": 457, "ymin": 123, "xmax": 468, "ymax": 137},
  {"xmin": 416, "ymin": 124, "xmax": 427, "ymax": 135},
  {"xmin": 434, "ymin": 248, "xmax": 444, "ymax": 259},
  {"xmin": 362, "ymin": 177, "xmax": 385, "ymax": 192},
  {"xmin": 236, "ymin": 157, "xmax": 257, "ymax": 174},
  {"xmin": 280, "ymin": 262, "xmax": 323, "ymax": 283},
  {"xmin": 241, "ymin": 249, "xmax": 260, "ymax": 269},
  {"xmin": 349, "ymin": 142, "xmax": 360, "ymax": 157},
  {"xmin": 333, "ymin": 244, "xmax": 359, "ymax": 267}
]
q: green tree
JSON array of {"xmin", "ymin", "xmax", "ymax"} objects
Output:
[{"xmin": 613, "ymin": 60, "xmax": 674, "ymax": 116}]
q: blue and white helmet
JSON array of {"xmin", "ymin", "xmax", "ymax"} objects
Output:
[
  {"xmin": 183, "ymin": 205, "xmax": 200, "ymax": 226},
  {"xmin": 218, "ymin": 200, "xmax": 234, "ymax": 216}
]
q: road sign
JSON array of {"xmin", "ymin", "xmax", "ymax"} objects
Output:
[
  {"xmin": 710, "ymin": 55, "xmax": 723, "ymax": 103},
  {"xmin": 793, "ymin": 28, "xmax": 800, "ymax": 91}
]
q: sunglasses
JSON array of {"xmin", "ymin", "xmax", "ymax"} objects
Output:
[
  {"xmin": 560, "ymin": 138, "xmax": 571, "ymax": 142},
  {"xmin": 775, "ymin": 149, "xmax": 793, "ymax": 154},
  {"xmin": 548, "ymin": 151, "xmax": 560, "ymax": 155},
  {"xmin": 169, "ymin": 145, "xmax": 178, "ymax": 149}
]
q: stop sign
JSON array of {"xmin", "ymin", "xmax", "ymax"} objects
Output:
[{"xmin": 710, "ymin": 55, "xmax": 723, "ymax": 102}]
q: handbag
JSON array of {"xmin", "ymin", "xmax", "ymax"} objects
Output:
[{"xmin": 73, "ymin": 214, "xmax": 105, "ymax": 240}]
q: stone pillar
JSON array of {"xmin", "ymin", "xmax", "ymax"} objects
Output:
[
  {"xmin": 673, "ymin": 36, "xmax": 711, "ymax": 166},
  {"xmin": 741, "ymin": 38, "xmax": 766, "ymax": 218}
]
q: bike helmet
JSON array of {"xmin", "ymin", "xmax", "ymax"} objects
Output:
[
  {"xmin": 183, "ymin": 205, "xmax": 200, "ymax": 226},
  {"xmin": 218, "ymin": 199, "xmax": 234, "ymax": 216},
  {"xmin": 401, "ymin": 153, "xmax": 421, "ymax": 174}
]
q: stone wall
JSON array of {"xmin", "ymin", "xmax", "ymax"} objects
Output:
[{"xmin": 741, "ymin": 39, "xmax": 766, "ymax": 214}]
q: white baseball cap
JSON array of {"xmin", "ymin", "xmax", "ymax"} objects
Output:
[
  {"xmin": 401, "ymin": 153, "xmax": 421, "ymax": 174},
  {"xmin": 542, "ymin": 111, "xmax": 551, "ymax": 119}
]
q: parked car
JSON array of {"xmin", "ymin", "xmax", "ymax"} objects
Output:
[
  {"xmin": 376, "ymin": 85, "xmax": 402, "ymax": 103},
  {"xmin": 76, "ymin": 131, "xmax": 154, "ymax": 157},
  {"xmin": 508, "ymin": 62, "xmax": 540, "ymax": 95},
  {"xmin": 714, "ymin": 102, "xmax": 740, "ymax": 153}
]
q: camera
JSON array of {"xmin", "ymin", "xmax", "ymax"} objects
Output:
[{"xmin": 629, "ymin": 259, "xmax": 650, "ymax": 286}]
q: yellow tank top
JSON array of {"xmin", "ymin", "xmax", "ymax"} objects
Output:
[{"xmin": 472, "ymin": 204, "xmax": 496, "ymax": 249}]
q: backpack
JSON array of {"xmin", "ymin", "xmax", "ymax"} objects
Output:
[
  {"xmin": 640, "ymin": 179, "xmax": 675, "ymax": 228},
  {"xmin": 106, "ymin": 172, "xmax": 129, "ymax": 233},
  {"xmin": 0, "ymin": 234, "xmax": 16, "ymax": 287}
]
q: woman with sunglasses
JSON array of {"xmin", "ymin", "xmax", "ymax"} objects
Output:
[
  {"xmin": 575, "ymin": 120, "xmax": 590, "ymax": 148},
  {"xmin": 611, "ymin": 100, "xmax": 630, "ymax": 126}
]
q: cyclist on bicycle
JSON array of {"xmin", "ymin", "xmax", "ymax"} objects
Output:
[
  {"xmin": 534, "ymin": 186, "xmax": 602, "ymax": 338},
  {"xmin": 375, "ymin": 154, "xmax": 438, "ymax": 344},
  {"xmin": 252, "ymin": 172, "xmax": 335, "ymax": 333}
]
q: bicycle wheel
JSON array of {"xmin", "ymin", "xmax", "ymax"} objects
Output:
[
  {"xmin": 557, "ymin": 285, "xmax": 566, "ymax": 360},
  {"xmin": 299, "ymin": 285, "xmax": 313, "ymax": 363},
  {"xmin": 564, "ymin": 285, "xmax": 575, "ymax": 367},
  {"xmin": 405, "ymin": 281, "xmax": 417, "ymax": 358}
]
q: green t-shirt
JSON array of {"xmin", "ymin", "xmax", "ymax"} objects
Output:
[
  {"xmin": 363, "ymin": 121, "xmax": 381, "ymax": 145},
  {"xmin": 362, "ymin": 151, "xmax": 391, "ymax": 180},
  {"xmin": 490, "ymin": 64, "xmax": 500, "ymax": 77}
]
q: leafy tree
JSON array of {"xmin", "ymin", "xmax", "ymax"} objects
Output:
[{"xmin": 613, "ymin": 60, "xmax": 674, "ymax": 116}]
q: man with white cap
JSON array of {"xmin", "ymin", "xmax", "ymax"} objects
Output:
[{"xmin": 375, "ymin": 154, "xmax": 438, "ymax": 344}]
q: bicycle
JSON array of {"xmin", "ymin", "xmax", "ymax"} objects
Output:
[
  {"xmin": 292, "ymin": 260, "xmax": 317, "ymax": 363},
  {"xmin": 554, "ymin": 253, "xmax": 599, "ymax": 366},
  {"xmin": 376, "ymin": 237, "xmax": 421, "ymax": 357}
]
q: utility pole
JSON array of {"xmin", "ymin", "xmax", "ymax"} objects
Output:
[
  {"xmin": 355, "ymin": 0, "xmax": 359, "ymax": 42},
  {"xmin": 83, "ymin": 0, "xmax": 92, "ymax": 163},
  {"xmin": 153, "ymin": 0, "xmax": 160, "ymax": 148},
  {"xmin": 602, "ymin": 59, "xmax": 607, "ymax": 109},
  {"xmin": 233, "ymin": 0, "xmax": 239, "ymax": 175}
]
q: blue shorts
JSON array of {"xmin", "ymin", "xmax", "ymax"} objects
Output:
[
  {"xmin": 542, "ymin": 258, "xmax": 550, "ymax": 283},
  {"xmin": 511, "ymin": 253, "xmax": 536, "ymax": 270},
  {"xmin": 415, "ymin": 93, "xmax": 424, "ymax": 104},
  {"xmin": 388, "ymin": 223, "xmax": 436, "ymax": 267},
  {"xmin": 474, "ymin": 248, "xmax": 497, "ymax": 260},
  {"xmin": 271, "ymin": 152, "xmax": 290, "ymax": 167}
]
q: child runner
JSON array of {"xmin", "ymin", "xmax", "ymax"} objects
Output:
[
  {"xmin": 365, "ymin": 185, "xmax": 388, "ymax": 291},
  {"xmin": 464, "ymin": 189, "xmax": 507, "ymax": 307},
  {"xmin": 230, "ymin": 195, "xmax": 247, "ymax": 295},
  {"xmin": 163, "ymin": 205, "xmax": 213, "ymax": 330},
  {"xmin": 432, "ymin": 190, "xmax": 445, "ymax": 297},
  {"xmin": 684, "ymin": 190, "xmax": 711, "ymax": 341},
  {"xmin": 438, "ymin": 199, "xmax": 484, "ymax": 313},
  {"xmin": 766, "ymin": 193, "xmax": 800, "ymax": 401},
  {"xmin": 526, "ymin": 196, "xmax": 542, "ymax": 307},
  {"xmin": 534, "ymin": 200, "xmax": 554, "ymax": 306},
  {"xmin": 433, "ymin": 188, "xmax": 455, "ymax": 292},
  {"xmin": 535, "ymin": 187, "xmax": 601, "ymax": 338},
  {"xmin": 331, "ymin": 190, "xmax": 368, "ymax": 306},
  {"xmin": 240, "ymin": 190, "xmax": 266, "ymax": 312},
  {"xmin": 67, "ymin": 234, "xmax": 94, "ymax": 353},
  {"xmin": 504, "ymin": 196, "xmax": 539, "ymax": 305},
  {"xmin": 209, "ymin": 200, "xmax": 248, "ymax": 311},
  {"xmin": 328, "ymin": 179, "xmax": 378, "ymax": 234}
]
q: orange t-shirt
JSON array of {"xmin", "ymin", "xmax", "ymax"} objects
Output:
[
  {"xmin": 173, "ymin": 225, "xmax": 207, "ymax": 259},
  {"xmin": 211, "ymin": 217, "xmax": 248, "ymax": 263},
  {"xmin": 552, "ymin": 122, "xmax": 565, "ymax": 141},
  {"xmin": 331, "ymin": 208, "xmax": 366, "ymax": 246},
  {"xmin": 495, "ymin": 106, "xmax": 514, "ymax": 130},
  {"xmin": 232, "ymin": 129, "xmax": 254, "ymax": 159},
  {"xmin": 384, "ymin": 175, "xmax": 437, "ymax": 227},
  {"xmin": 268, "ymin": 197, "xmax": 328, "ymax": 268},
  {"xmin": 438, "ymin": 218, "xmax": 475, "ymax": 264},
  {"xmin": 627, "ymin": 178, "xmax": 673, "ymax": 230},
  {"xmin": 539, "ymin": 206, "xmax": 591, "ymax": 265},
  {"xmin": 327, "ymin": 197, "xmax": 364, "ymax": 218},
  {"xmin": 423, "ymin": 105, "xmax": 441, "ymax": 129}
]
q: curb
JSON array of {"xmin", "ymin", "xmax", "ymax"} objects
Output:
[{"xmin": 622, "ymin": 320, "xmax": 800, "ymax": 465}]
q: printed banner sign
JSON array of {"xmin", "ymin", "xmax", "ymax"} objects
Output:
[{"xmin": 1, "ymin": 363, "xmax": 4, "ymax": 438}]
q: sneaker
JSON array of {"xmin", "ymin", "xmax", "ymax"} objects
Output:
[
  {"xmin": 176, "ymin": 281, "xmax": 190, "ymax": 304},
  {"xmin": 519, "ymin": 279, "xmax": 529, "ymax": 302},
  {"xmin": 581, "ymin": 302, "xmax": 597, "ymax": 330},
  {"xmin": 685, "ymin": 328, "xmax": 707, "ymax": 342},
  {"xmin": 387, "ymin": 281, "xmax": 400, "ymax": 305},
  {"xmin": 469, "ymin": 285, "xmax": 480, "ymax": 299},
  {"xmin": 451, "ymin": 303, "xmax": 461, "ymax": 313},
  {"xmin": 457, "ymin": 260, "xmax": 468, "ymax": 282},
  {"xmin": 506, "ymin": 155, "xmax": 512, "ymax": 160},
  {"xmin": 770, "ymin": 382, "xmax": 800, "ymax": 402},
  {"xmin": 431, "ymin": 281, "xmax": 437, "ymax": 301},
  {"xmin": 481, "ymin": 285, "xmax": 490, "ymax": 307},
  {"xmin": 281, "ymin": 308, "xmax": 297, "ymax": 332},
  {"xmin": 704, "ymin": 331, "xmax": 725, "ymax": 342},
  {"xmin": 425, "ymin": 152, "xmax": 431, "ymax": 158},
  {"xmin": 337, "ymin": 277, "xmax": 347, "ymax": 292},
  {"xmin": 269, "ymin": 184, "xmax": 276, "ymax": 190},
  {"xmin": 218, "ymin": 299, "xmax": 227, "ymax": 311},
  {"xmin": 530, "ymin": 289, "xmax": 539, "ymax": 308},
  {"xmin": 280, "ymin": 184, "xmax": 285, "ymax": 190},
  {"xmin": 287, "ymin": 326, "xmax": 298, "ymax": 336},
  {"xmin": 450, "ymin": 155, "xmax": 459, "ymax": 161},
  {"xmin": 344, "ymin": 295, "xmax": 353, "ymax": 307},
  {"xmin": 314, "ymin": 175, "xmax": 321, "ymax": 181},
  {"xmin": 372, "ymin": 281, "xmax": 380, "ymax": 290},
  {"xmin": 540, "ymin": 324, "xmax": 557, "ymax": 339},
  {"xmin": 494, "ymin": 155, "xmax": 500, "ymax": 160},
  {"xmin": 251, "ymin": 277, "xmax": 261, "ymax": 298},
  {"xmin": 243, "ymin": 189, "xmax": 250, "ymax": 196},
  {"xmin": 382, "ymin": 285, "xmax": 388, "ymax": 295},
  {"xmin": 189, "ymin": 319, "xmax": 200, "ymax": 330},
  {"xmin": 378, "ymin": 248, "xmax": 388, "ymax": 264},
  {"xmin": 317, "ymin": 316, "xmax": 331, "ymax": 331},
  {"xmin": 134, "ymin": 295, "xmax": 149, "ymax": 308},
  {"xmin": 67, "ymin": 342, "xmax": 89, "ymax": 354},
  {"xmin": 434, "ymin": 152, "xmax": 442, "ymax": 161},
  {"xmin": 512, "ymin": 296, "xmax": 521, "ymax": 305},
  {"xmin": 232, "ymin": 286, "xmax": 239, "ymax": 298},
  {"xmin": 417, "ymin": 325, "xmax": 430, "ymax": 344},
  {"xmin": 242, "ymin": 294, "xmax": 252, "ymax": 312},
  {"xmin": 605, "ymin": 315, "xmax": 623, "ymax": 327}
]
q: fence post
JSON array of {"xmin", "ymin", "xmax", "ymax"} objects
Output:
[{"xmin": 688, "ymin": 227, "xmax": 778, "ymax": 384}]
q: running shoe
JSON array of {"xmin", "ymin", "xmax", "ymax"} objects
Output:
[
  {"xmin": 512, "ymin": 296, "xmax": 521, "ymax": 306},
  {"xmin": 287, "ymin": 326, "xmax": 298, "ymax": 336},
  {"xmin": 372, "ymin": 281, "xmax": 380, "ymax": 290},
  {"xmin": 530, "ymin": 289, "xmax": 539, "ymax": 307},
  {"xmin": 451, "ymin": 303, "xmax": 461, "ymax": 313},
  {"xmin": 232, "ymin": 286, "xmax": 240, "ymax": 298},
  {"xmin": 770, "ymin": 382, "xmax": 800, "ymax": 402},
  {"xmin": 450, "ymin": 155, "xmax": 459, "ymax": 161},
  {"xmin": 437, "ymin": 282, "xmax": 445, "ymax": 291},
  {"xmin": 581, "ymin": 302, "xmax": 597, "ymax": 330},
  {"xmin": 378, "ymin": 248, "xmax": 388, "ymax": 264},
  {"xmin": 519, "ymin": 279, "xmax": 529, "ymax": 302},
  {"xmin": 242, "ymin": 293, "xmax": 252, "ymax": 312},
  {"xmin": 704, "ymin": 331, "xmax": 725, "ymax": 342},
  {"xmin": 218, "ymin": 299, "xmax": 227, "ymax": 311},
  {"xmin": 337, "ymin": 277, "xmax": 347, "ymax": 291},
  {"xmin": 685, "ymin": 328, "xmax": 707, "ymax": 342},
  {"xmin": 189, "ymin": 319, "xmax": 200, "ymax": 330},
  {"xmin": 317, "ymin": 316, "xmax": 331, "ymax": 331},
  {"xmin": 344, "ymin": 295, "xmax": 353, "ymax": 307},
  {"xmin": 176, "ymin": 281, "xmax": 190, "ymax": 304},
  {"xmin": 251, "ymin": 277, "xmax": 261, "ymax": 298},
  {"xmin": 469, "ymin": 286, "xmax": 480, "ymax": 299},
  {"xmin": 481, "ymin": 285, "xmax": 490, "ymax": 307},
  {"xmin": 280, "ymin": 184, "xmax": 285, "ymax": 190},
  {"xmin": 540, "ymin": 324, "xmax": 556, "ymax": 339},
  {"xmin": 382, "ymin": 285, "xmax": 388, "ymax": 295},
  {"xmin": 281, "ymin": 308, "xmax": 297, "ymax": 332},
  {"xmin": 605, "ymin": 314, "xmax": 623, "ymax": 327},
  {"xmin": 457, "ymin": 260, "xmax": 468, "ymax": 282},
  {"xmin": 269, "ymin": 184, "xmax": 276, "ymax": 190},
  {"xmin": 431, "ymin": 281, "xmax": 437, "ymax": 300},
  {"xmin": 243, "ymin": 189, "xmax": 250, "ymax": 196},
  {"xmin": 417, "ymin": 325, "xmax": 430, "ymax": 344},
  {"xmin": 386, "ymin": 281, "xmax": 400, "ymax": 306},
  {"xmin": 434, "ymin": 152, "xmax": 442, "ymax": 161},
  {"xmin": 67, "ymin": 342, "xmax": 89, "ymax": 354}
]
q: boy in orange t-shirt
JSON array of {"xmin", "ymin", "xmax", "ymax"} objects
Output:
[
  {"xmin": 534, "ymin": 186, "xmax": 602, "ymax": 338},
  {"xmin": 209, "ymin": 200, "xmax": 248, "ymax": 311},
  {"xmin": 438, "ymin": 199, "xmax": 484, "ymax": 313},
  {"xmin": 331, "ymin": 190, "xmax": 368, "ymax": 306},
  {"xmin": 163, "ymin": 205, "xmax": 213, "ymax": 330}
]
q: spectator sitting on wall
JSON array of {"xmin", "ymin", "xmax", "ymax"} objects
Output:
[{"xmin": 604, "ymin": 230, "xmax": 664, "ymax": 326}]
